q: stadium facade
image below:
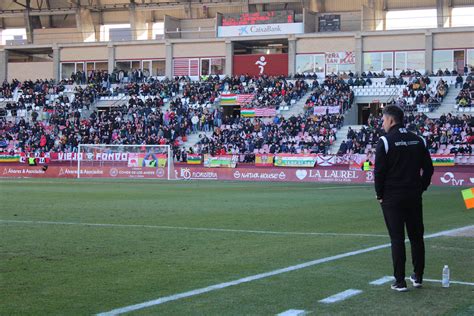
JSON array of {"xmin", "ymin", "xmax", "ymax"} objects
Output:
[{"xmin": 0, "ymin": 0, "xmax": 473, "ymax": 81}]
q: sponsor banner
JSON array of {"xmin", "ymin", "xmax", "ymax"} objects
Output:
[
  {"xmin": 432, "ymin": 154, "xmax": 455, "ymax": 166},
  {"xmin": 255, "ymin": 154, "xmax": 274, "ymax": 167},
  {"xmin": 325, "ymin": 52, "xmax": 355, "ymax": 65},
  {"xmin": 177, "ymin": 167, "xmax": 218, "ymax": 180},
  {"xmin": 435, "ymin": 171, "xmax": 474, "ymax": 187},
  {"xmin": 187, "ymin": 154, "xmax": 202, "ymax": 165},
  {"xmin": 0, "ymin": 166, "xmax": 167, "ymax": 179},
  {"xmin": 313, "ymin": 106, "xmax": 340, "ymax": 115},
  {"xmin": 51, "ymin": 152, "xmax": 129, "ymax": 162},
  {"xmin": 203, "ymin": 155, "xmax": 238, "ymax": 168},
  {"xmin": 51, "ymin": 152, "xmax": 83, "ymax": 161},
  {"xmin": 0, "ymin": 154, "xmax": 20, "ymax": 163},
  {"xmin": 274, "ymin": 154, "xmax": 317, "ymax": 167},
  {"xmin": 233, "ymin": 54, "xmax": 288, "ymax": 77},
  {"xmin": 218, "ymin": 23, "xmax": 303, "ymax": 37},
  {"xmin": 2, "ymin": 165, "xmax": 474, "ymax": 187},
  {"xmin": 48, "ymin": 152, "xmax": 167, "ymax": 164}
]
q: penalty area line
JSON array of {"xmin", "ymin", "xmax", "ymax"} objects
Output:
[{"xmin": 96, "ymin": 224, "xmax": 474, "ymax": 316}]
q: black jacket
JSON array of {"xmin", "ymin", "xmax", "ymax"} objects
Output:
[{"xmin": 374, "ymin": 124, "xmax": 434, "ymax": 199}]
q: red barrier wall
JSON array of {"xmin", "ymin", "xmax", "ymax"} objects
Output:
[{"xmin": 2, "ymin": 165, "xmax": 473, "ymax": 187}]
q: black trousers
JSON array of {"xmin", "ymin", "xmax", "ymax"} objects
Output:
[{"xmin": 381, "ymin": 194, "xmax": 425, "ymax": 283}]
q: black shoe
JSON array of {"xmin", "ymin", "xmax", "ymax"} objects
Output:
[
  {"xmin": 409, "ymin": 274, "xmax": 423, "ymax": 288},
  {"xmin": 391, "ymin": 280, "xmax": 408, "ymax": 292}
]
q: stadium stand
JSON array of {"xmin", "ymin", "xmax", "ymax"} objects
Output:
[{"xmin": 336, "ymin": 112, "xmax": 473, "ymax": 158}]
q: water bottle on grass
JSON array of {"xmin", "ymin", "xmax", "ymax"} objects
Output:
[{"xmin": 442, "ymin": 265, "xmax": 450, "ymax": 288}]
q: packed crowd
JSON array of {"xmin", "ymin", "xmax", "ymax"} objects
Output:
[
  {"xmin": 400, "ymin": 76, "xmax": 449, "ymax": 111},
  {"xmin": 0, "ymin": 75, "xmax": 312, "ymax": 156},
  {"xmin": 2, "ymin": 70, "xmax": 472, "ymax": 163},
  {"xmin": 304, "ymin": 76, "xmax": 354, "ymax": 113},
  {"xmin": 188, "ymin": 114, "xmax": 344, "ymax": 162},
  {"xmin": 456, "ymin": 73, "xmax": 473, "ymax": 108},
  {"xmin": 337, "ymin": 112, "xmax": 473, "ymax": 155}
]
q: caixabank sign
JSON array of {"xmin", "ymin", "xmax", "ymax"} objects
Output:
[{"xmin": 218, "ymin": 23, "xmax": 304, "ymax": 37}]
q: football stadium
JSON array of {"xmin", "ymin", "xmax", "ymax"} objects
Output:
[{"xmin": 0, "ymin": 0, "xmax": 473, "ymax": 315}]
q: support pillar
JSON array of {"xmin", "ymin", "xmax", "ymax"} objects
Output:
[
  {"xmin": 425, "ymin": 31, "xmax": 433, "ymax": 74},
  {"xmin": 288, "ymin": 37, "xmax": 296, "ymax": 77},
  {"xmin": 225, "ymin": 40, "xmax": 233, "ymax": 77},
  {"xmin": 165, "ymin": 42, "xmax": 173, "ymax": 78},
  {"xmin": 355, "ymin": 34, "xmax": 363, "ymax": 75},
  {"xmin": 53, "ymin": 45, "xmax": 60, "ymax": 81},
  {"xmin": 0, "ymin": 50, "xmax": 8, "ymax": 83}
]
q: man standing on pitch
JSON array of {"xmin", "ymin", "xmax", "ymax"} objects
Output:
[{"xmin": 374, "ymin": 105, "xmax": 434, "ymax": 292}]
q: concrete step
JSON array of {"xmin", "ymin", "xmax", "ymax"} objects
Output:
[
  {"xmin": 180, "ymin": 131, "xmax": 213, "ymax": 151},
  {"xmin": 328, "ymin": 124, "xmax": 364, "ymax": 154},
  {"xmin": 280, "ymin": 91, "xmax": 311, "ymax": 118}
]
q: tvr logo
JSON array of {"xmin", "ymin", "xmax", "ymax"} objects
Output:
[{"xmin": 440, "ymin": 172, "xmax": 464, "ymax": 186}]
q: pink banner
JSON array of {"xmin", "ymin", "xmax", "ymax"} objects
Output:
[
  {"xmin": 313, "ymin": 106, "xmax": 340, "ymax": 115},
  {"xmin": 0, "ymin": 165, "xmax": 168, "ymax": 179},
  {"xmin": 3, "ymin": 164, "xmax": 472, "ymax": 187},
  {"xmin": 254, "ymin": 108, "xmax": 277, "ymax": 116}
]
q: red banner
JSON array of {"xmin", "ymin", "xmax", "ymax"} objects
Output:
[
  {"xmin": 233, "ymin": 53, "xmax": 288, "ymax": 76},
  {"xmin": 0, "ymin": 165, "xmax": 168, "ymax": 179},
  {"xmin": 2, "ymin": 165, "xmax": 473, "ymax": 187}
]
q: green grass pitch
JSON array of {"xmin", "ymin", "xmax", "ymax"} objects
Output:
[{"xmin": 1, "ymin": 179, "xmax": 473, "ymax": 315}]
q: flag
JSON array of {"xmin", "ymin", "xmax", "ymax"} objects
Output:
[
  {"xmin": 220, "ymin": 94, "xmax": 255, "ymax": 106},
  {"xmin": 255, "ymin": 154, "xmax": 274, "ymax": 166},
  {"xmin": 0, "ymin": 154, "xmax": 20, "ymax": 162},
  {"xmin": 187, "ymin": 154, "xmax": 201, "ymax": 165},
  {"xmin": 127, "ymin": 153, "xmax": 140, "ymax": 167},
  {"xmin": 431, "ymin": 154, "xmax": 455, "ymax": 166},
  {"xmin": 461, "ymin": 188, "xmax": 474, "ymax": 209},
  {"xmin": 220, "ymin": 94, "xmax": 238, "ymax": 105},
  {"xmin": 241, "ymin": 109, "xmax": 255, "ymax": 117}
]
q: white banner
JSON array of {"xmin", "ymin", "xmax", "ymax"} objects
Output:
[
  {"xmin": 325, "ymin": 52, "xmax": 355, "ymax": 65},
  {"xmin": 313, "ymin": 106, "xmax": 340, "ymax": 115},
  {"xmin": 218, "ymin": 23, "xmax": 304, "ymax": 37}
]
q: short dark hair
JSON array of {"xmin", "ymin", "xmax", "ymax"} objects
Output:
[{"xmin": 382, "ymin": 105, "xmax": 404, "ymax": 124}]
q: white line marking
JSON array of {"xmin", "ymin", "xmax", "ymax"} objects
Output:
[
  {"xmin": 96, "ymin": 224, "xmax": 474, "ymax": 316},
  {"xmin": 0, "ymin": 220, "xmax": 388, "ymax": 238},
  {"xmin": 369, "ymin": 276, "xmax": 393, "ymax": 285},
  {"xmin": 319, "ymin": 289, "xmax": 363, "ymax": 304},
  {"xmin": 370, "ymin": 276, "xmax": 474, "ymax": 287},
  {"xmin": 276, "ymin": 309, "xmax": 307, "ymax": 316},
  {"xmin": 422, "ymin": 278, "xmax": 474, "ymax": 286}
]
